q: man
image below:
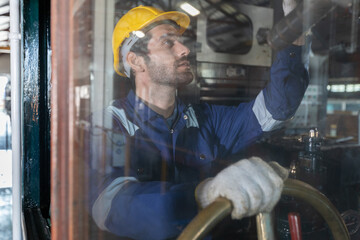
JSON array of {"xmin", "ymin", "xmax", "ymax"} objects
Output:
[{"xmin": 87, "ymin": 2, "xmax": 308, "ymax": 239}]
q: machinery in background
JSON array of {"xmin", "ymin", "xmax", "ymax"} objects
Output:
[{"xmin": 256, "ymin": 128, "xmax": 360, "ymax": 239}]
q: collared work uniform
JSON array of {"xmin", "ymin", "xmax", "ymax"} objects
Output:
[{"xmin": 86, "ymin": 45, "xmax": 309, "ymax": 239}]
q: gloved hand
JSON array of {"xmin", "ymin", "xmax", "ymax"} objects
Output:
[
  {"xmin": 283, "ymin": 0, "xmax": 305, "ymax": 45},
  {"xmin": 283, "ymin": 0, "xmax": 298, "ymax": 16},
  {"xmin": 196, "ymin": 157, "xmax": 289, "ymax": 219}
]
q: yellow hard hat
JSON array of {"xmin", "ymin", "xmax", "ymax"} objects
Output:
[{"xmin": 112, "ymin": 5, "xmax": 190, "ymax": 77}]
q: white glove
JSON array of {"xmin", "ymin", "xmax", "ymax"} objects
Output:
[
  {"xmin": 283, "ymin": 0, "xmax": 298, "ymax": 16},
  {"xmin": 196, "ymin": 157, "xmax": 289, "ymax": 219},
  {"xmin": 283, "ymin": 0, "xmax": 305, "ymax": 45}
]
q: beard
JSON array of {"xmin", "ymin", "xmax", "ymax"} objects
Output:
[{"xmin": 146, "ymin": 57, "xmax": 193, "ymax": 87}]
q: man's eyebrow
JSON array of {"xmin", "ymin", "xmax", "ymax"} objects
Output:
[{"xmin": 159, "ymin": 33, "xmax": 179, "ymax": 39}]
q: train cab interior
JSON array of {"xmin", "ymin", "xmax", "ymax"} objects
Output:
[{"xmin": 1, "ymin": 0, "xmax": 360, "ymax": 239}]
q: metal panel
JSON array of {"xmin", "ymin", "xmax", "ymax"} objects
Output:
[
  {"xmin": 196, "ymin": 4, "xmax": 273, "ymax": 67},
  {"xmin": 51, "ymin": 0, "xmax": 75, "ymax": 238},
  {"xmin": 92, "ymin": 0, "xmax": 115, "ymax": 113},
  {"xmin": 22, "ymin": 0, "xmax": 51, "ymax": 214},
  {"xmin": 22, "ymin": 0, "xmax": 51, "ymax": 239}
]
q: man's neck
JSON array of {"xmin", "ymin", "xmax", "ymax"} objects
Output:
[{"xmin": 135, "ymin": 84, "xmax": 176, "ymax": 119}]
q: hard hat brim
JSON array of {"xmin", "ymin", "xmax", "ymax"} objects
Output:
[{"xmin": 141, "ymin": 11, "xmax": 190, "ymax": 34}]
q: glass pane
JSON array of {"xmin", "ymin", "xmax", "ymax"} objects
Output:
[
  {"xmin": 65, "ymin": 0, "xmax": 360, "ymax": 239},
  {"xmin": 0, "ymin": 0, "xmax": 12, "ymax": 237},
  {"xmin": 0, "ymin": 74, "xmax": 12, "ymax": 240}
]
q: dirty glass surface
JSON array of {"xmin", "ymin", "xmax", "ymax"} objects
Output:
[
  {"xmin": 0, "ymin": 74, "xmax": 12, "ymax": 240},
  {"xmin": 70, "ymin": 0, "xmax": 360, "ymax": 239}
]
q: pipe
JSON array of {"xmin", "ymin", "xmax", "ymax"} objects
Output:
[
  {"xmin": 177, "ymin": 197, "xmax": 232, "ymax": 239},
  {"xmin": 288, "ymin": 212, "xmax": 303, "ymax": 240},
  {"xmin": 256, "ymin": 212, "xmax": 275, "ymax": 240},
  {"xmin": 177, "ymin": 179, "xmax": 350, "ymax": 240},
  {"xmin": 283, "ymin": 179, "xmax": 350, "ymax": 240},
  {"xmin": 9, "ymin": 0, "xmax": 22, "ymax": 239},
  {"xmin": 347, "ymin": 0, "xmax": 359, "ymax": 53}
]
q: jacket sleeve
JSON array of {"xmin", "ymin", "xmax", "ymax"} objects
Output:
[
  {"xmin": 85, "ymin": 110, "xmax": 198, "ymax": 240},
  {"xmin": 205, "ymin": 45, "xmax": 309, "ymax": 157},
  {"xmin": 262, "ymin": 45, "xmax": 309, "ymax": 121}
]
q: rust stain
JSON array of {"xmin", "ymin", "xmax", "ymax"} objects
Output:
[{"xmin": 31, "ymin": 95, "xmax": 39, "ymax": 122}]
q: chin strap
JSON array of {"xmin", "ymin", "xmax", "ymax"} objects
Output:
[{"xmin": 121, "ymin": 32, "xmax": 140, "ymax": 77}]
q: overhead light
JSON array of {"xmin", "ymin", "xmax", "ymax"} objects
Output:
[
  {"xmin": 331, "ymin": 84, "xmax": 346, "ymax": 92},
  {"xmin": 180, "ymin": 2, "xmax": 200, "ymax": 17},
  {"xmin": 221, "ymin": 3, "xmax": 236, "ymax": 14}
]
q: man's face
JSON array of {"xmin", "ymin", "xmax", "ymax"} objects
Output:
[{"xmin": 143, "ymin": 24, "xmax": 193, "ymax": 87}]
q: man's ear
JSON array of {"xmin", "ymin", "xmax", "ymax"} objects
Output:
[{"xmin": 127, "ymin": 52, "xmax": 145, "ymax": 73}]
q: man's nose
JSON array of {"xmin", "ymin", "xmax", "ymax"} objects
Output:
[{"xmin": 174, "ymin": 41, "xmax": 190, "ymax": 57}]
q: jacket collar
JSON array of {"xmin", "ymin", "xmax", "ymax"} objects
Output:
[{"xmin": 126, "ymin": 90, "xmax": 187, "ymax": 123}]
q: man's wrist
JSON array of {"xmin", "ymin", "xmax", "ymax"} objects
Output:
[
  {"xmin": 293, "ymin": 37, "xmax": 305, "ymax": 46},
  {"xmin": 292, "ymin": 34, "xmax": 305, "ymax": 46}
]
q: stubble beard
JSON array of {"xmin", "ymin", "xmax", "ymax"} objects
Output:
[{"xmin": 146, "ymin": 58, "xmax": 193, "ymax": 88}]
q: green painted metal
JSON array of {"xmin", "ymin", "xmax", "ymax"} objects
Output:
[{"xmin": 22, "ymin": 0, "xmax": 51, "ymax": 215}]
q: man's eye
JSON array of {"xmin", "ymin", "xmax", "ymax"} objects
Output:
[{"xmin": 163, "ymin": 39, "xmax": 175, "ymax": 47}]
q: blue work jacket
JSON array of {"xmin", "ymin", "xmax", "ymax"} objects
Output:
[{"xmin": 86, "ymin": 45, "xmax": 309, "ymax": 239}]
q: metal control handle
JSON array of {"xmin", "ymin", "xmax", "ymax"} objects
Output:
[{"xmin": 177, "ymin": 178, "xmax": 350, "ymax": 240}]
